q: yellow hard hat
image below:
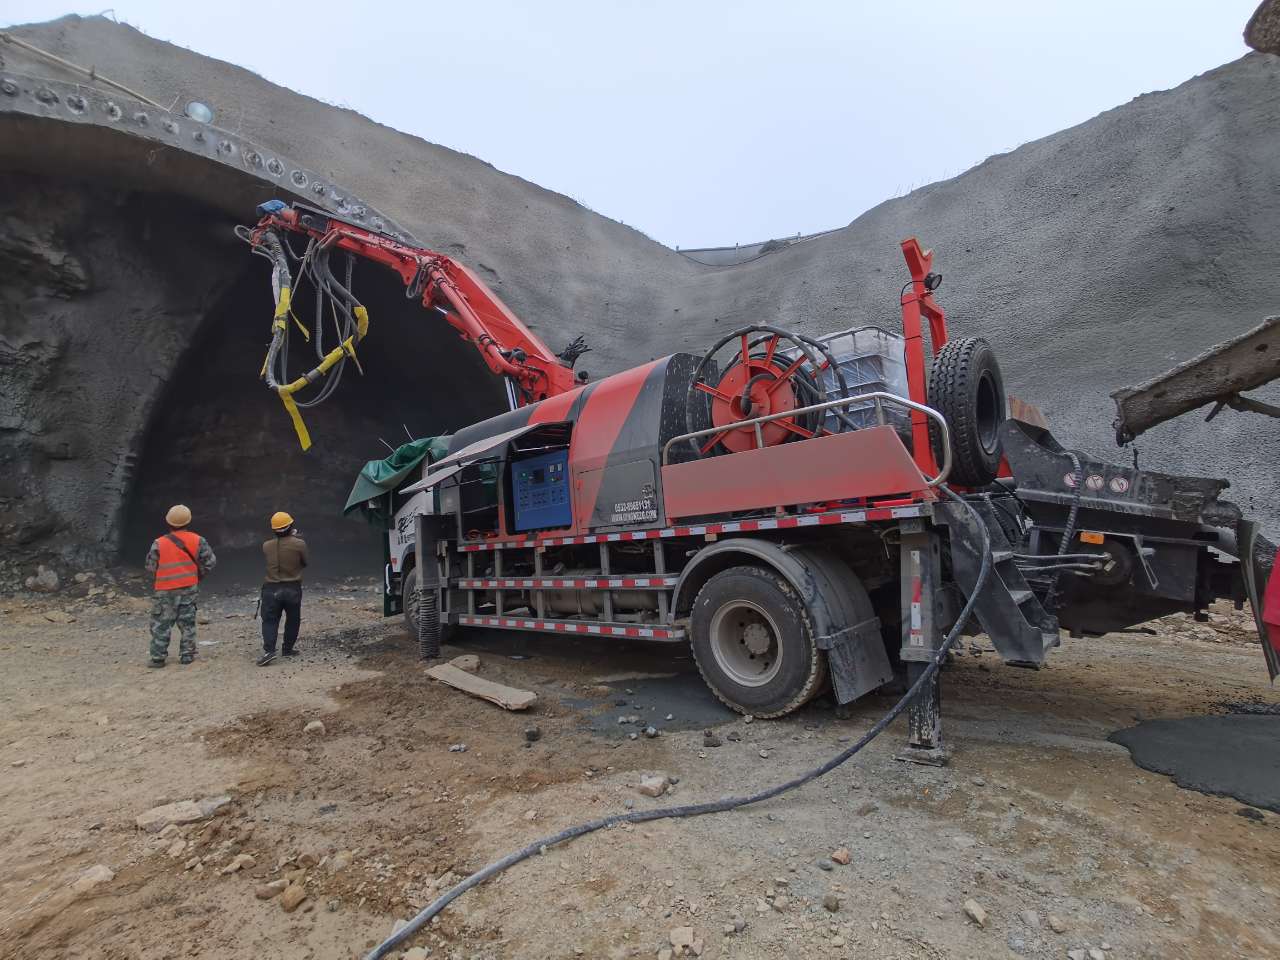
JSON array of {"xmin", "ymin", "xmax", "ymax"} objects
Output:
[
  {"xmin": 270, "ymin": 511, "xmax": 294, "ymax": 532},
  {"xmin": 165, "ymin": 504, "xmax": 192, "ymax": 528}
]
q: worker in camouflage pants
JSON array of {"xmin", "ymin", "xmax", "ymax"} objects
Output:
[{"xmin": 144, "ymin": 504, "xmax": 217, "ymax": 667}]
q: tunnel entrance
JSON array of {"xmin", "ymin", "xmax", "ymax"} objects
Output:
[{"xmin": 121, "ymin": 252, "xmax": 509, "ymax": 586}]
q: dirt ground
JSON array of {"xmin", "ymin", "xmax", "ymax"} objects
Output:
[{"xmin": 2, "ymin": 573, "xmax": 1278, "ymax": 960}]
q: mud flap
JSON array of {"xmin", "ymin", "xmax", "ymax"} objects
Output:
[
  {"xmin": 820, "ymin": 616, "xmax": 888, "ymax": 705},
  {"xmin": 1237, "ymin": 520, "xmax": 1280, "ymax": 681}
]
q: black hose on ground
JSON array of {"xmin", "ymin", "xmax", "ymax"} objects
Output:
[{"xmin": 363, "ymin": 486, "xmax": 994, "ymax": 960}]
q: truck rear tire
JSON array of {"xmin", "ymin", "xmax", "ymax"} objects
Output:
[
  {"xmin": 690, "ymin": 565, "xmax": 827, "ymax": 717},
  {"xmin": 928, "ymin": 336, "xmax": 1006, "ymax": 486}
]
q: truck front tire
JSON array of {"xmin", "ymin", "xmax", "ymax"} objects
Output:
[
  {"xmin": 690, "ymin": 565, "xmax": 827, "ymax": 717},
  {"xmin": 402, "ymin": 564, "xmax": 421, "ymax": 637}
]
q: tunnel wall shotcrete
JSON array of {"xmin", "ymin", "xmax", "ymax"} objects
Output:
[
  {"xmin": 0, "ymin": 174, "xmax": 243, "ymax": 579},
  {"xmin": 119, "ymin": 254, "xmax": 509, "ymax": 578},
  {"xmin": 3, "ymin": 15, "xmax": 1280, "ymax": 586}
]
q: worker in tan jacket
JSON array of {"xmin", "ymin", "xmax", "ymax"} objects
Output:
[{"xmin": 258, "ymin": 511, "xmax": 307, "ymax": 666}]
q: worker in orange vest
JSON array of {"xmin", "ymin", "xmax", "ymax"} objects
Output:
[{"xmin": 144, "ymin": 504, "xmax": 216, "ymax": 667}]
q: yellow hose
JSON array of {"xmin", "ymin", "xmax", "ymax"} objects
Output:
[{"xmin": 267, "ymin": 296, "xmax": 370, "ymax": 451}]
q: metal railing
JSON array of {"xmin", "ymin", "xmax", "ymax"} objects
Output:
[{"xmin": 661, "ymin": 391, "xmax": 953, "ymax": 487}]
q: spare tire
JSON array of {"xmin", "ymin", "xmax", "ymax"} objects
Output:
[{"xmin": 928, "ymin": 336, "xmax": 1006, "ymax": 486}]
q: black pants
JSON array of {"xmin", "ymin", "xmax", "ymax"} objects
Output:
[{"xmin": 261, "ymin": 582, "xmax": 302, "ymax": 653}]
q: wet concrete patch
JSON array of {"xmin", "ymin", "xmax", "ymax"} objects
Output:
[
  {"xmin": 571, "ymin": 673, "xmax": 736, "ymax": 738},
  {"xmin": 1109, "ymin": 715, "xmax": 1280, "ymax": 813},
  {"xmin": 442, "ymin": 628, "xmax": 735, "ymax": 736}
]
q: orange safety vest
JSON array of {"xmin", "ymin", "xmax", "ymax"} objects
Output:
[{"xmin": 154, "ymin": 530, "xmax": 202, "ymax": 591}]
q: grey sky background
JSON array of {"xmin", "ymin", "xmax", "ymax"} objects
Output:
[{"xmin": 3, "ymin": 1, "xmax": 1259, "ymax": 248}]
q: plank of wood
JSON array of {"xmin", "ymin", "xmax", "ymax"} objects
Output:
[{"xmin": 426, "ymin": 663, "xmax": 537, "ymax": 711}]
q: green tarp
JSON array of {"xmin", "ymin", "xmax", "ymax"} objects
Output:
[{"xmin": 343, "ymin": 436, "xmax": 451, "ymax": 527}]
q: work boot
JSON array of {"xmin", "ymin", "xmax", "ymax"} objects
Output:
[
  {"xmin": 148, "ymin": 659, "xmax": 166, "ymax": 669},
  {"xmin": 257, "ymin": 651, "xmax": 277, "ymax": 667},
  {"xmin": 180, "ymin": 656, "xmax": 194, "ymax": 665},
  {"xmin": 282, "ymin": 648, "xmax": 299, "ymax": 658}
]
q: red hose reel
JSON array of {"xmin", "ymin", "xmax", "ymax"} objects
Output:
[{"xmin": 687, "ymin": 328, "xmax": 853, "ymax": 455}]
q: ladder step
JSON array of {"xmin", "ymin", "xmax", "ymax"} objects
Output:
[
  {"xmin": 1009, "ymin": 588, "xmax": 1035, "ymax": 606},
  {"xmin": 991, "ymin": 550, "xmax": 1014, "ymax": 563},
  {"xmin": 455, "ymin": 575, "xmax": 677, "ymax": 590},
  {"xmin": 456, "ymin": 613, "xmax": 685, "ymax": 641}
]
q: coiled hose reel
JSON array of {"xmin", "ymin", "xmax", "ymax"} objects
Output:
[{"xmin": 683, "ymin": 325, "xmax": 861, "ymax": 457}]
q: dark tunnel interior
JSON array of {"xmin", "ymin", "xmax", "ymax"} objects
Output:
[{"xmin": 120, "ymin": 246, "xmax": 509, "ymax": 586}]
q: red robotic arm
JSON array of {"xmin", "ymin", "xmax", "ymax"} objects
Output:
[{"xmin": 246, "ymin": 202, "xmax": 579, "ymax": 449}]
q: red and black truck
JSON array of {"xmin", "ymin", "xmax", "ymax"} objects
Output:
[{"xmin": 246, "ymin": 202, "xmax": 1276, "ymax": 757}]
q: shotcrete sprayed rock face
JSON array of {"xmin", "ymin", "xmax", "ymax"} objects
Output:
[
  {"xmin": 4, "ymin": 15, "xmax": 1280, "ymax": 586},
  {"xmin": 120, "ymin": 245, "xmax": 507, "ymax": 574},
  {"xmin": 0, "ymin": 171, "xmax": 506, "ymax": 582}
]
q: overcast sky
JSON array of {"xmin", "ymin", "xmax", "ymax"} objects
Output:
[{"xmin": 3, "ymin": 1, "xmax": 1260, "ymax": 247}]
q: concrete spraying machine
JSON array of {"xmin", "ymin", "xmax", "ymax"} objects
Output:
[{"xmin": 241, "ymin": 200, "xmax": 1278, "ymax": 756}]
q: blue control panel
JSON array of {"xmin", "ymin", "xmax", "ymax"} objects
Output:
[{"xmin": 512, "ymin": 448, "xmax": 572, "ymax": 531}]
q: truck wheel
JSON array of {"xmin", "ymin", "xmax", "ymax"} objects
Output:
[
  {"xmin": 402, "ymin": 564, "xmax": 421, "ymax": 636},
  {"xmin": 690, "ymin": 565, "xmax": 827, "ymax": 717},
  {"xmin": 403, "ymin": 563, "xmax": 451, "ymax": 649},
  {"xmin": 928, "ymin": 336, "xmax": 1006, "ymax": 486}
]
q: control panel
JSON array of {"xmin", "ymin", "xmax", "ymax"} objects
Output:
[{"xmin": 512, "ymin": 448, "xmax": 572, "ymax": 532}]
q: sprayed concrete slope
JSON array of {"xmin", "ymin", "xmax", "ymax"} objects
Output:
[{"xmin": 3, "ymin": 15, "xmax": 1280, "ymax": 576}]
